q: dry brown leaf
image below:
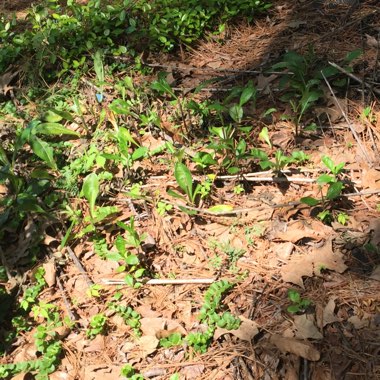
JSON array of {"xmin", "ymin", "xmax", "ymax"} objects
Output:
[
  {"xmin": 361, "ymin": 168, "xmax": 380, "ymax": 190},
  {"xmin": 322, "ymin": 298, "xmax": 340, "ymax": 327},
  {"xmin": 42, "ymin": 260, "xmax": 56, "ymax": 287},
  {"xmin": 269, "ymin": 334, "xmax": 320, "ymax": 361},
  {"xmin": 348, "ymin": 315, "xmax": 370, "ymax": 329},
  {"xmin": 370, "ymin": 265, "xmax": 380, "ymax": 281},
  {"xmin": 181, "ymin": 364, "xmax": 205, "ymax": 380},
  {"xmin": 293, "ymin": 314, "xmax": 323, "ymax": 340},
  {"xmin": 83, "ymin": 334, "xmax": 105, "ymax": 352},
  {"xmin": 140, "ymin": 317, "xmax": 187, "ymax": 338},
  {"xmin": 214, "ymin": 316, "xmax": 259, "ymax": 341},
  {"xmin": 83, "ymin": 365, "xmax": 121, "ymax": 380},
  {"xmin": 275, "ymin": 220, "xmax": 326, "ymax": 243},
  {"xmin": 49, "ymin": 371, "xmax": 72, "ymax": 380},
  {"xmin": 281, "ymin": 239, "xmax": 347, "ymax": 287},
  {"xmin": 136, "ymin": 335, "xmax": 159, "ymax": 357}
]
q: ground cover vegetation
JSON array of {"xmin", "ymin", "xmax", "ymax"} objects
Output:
[{"xmin": 0, "ymin": 0, "xmax": 379, "ymax": 378}]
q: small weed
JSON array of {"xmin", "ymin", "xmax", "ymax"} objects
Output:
[
  {"xmin": 86, "ymin": 313, "xmax": 107, "ymax": 339},
  {"xmin": 108, "ymin": 302, "xmax": 142, "ymax": 336},
  {"xmin": 120, "ymin": 363, "xmax": 144, "ymax": 380},
  {"xmin": 159, "ymin": 332, "xmax": 183, "ymax": 348},
  {"xmin": 287, "ymin": 289, "xmax": 312, "ymax": 314}
]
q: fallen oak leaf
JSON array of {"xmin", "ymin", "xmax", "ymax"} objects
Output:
[
  {"xmin": 269, "ymin": 334, "xmax": 320, "ymax": 361},
  {"xmin": 214, "ymin": 316, "xmax": 259, "ymax": 341}
]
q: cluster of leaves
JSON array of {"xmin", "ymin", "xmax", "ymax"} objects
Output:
[
  {"xmin": 186, "ymin": 280, "xmax": 240, "ymax": 353},
  {"xmin": 0, "ymin": 268, "xmax": 64, "ymax": 380}
]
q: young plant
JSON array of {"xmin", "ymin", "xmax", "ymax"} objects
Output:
[
  {"xmin": 168, "ymin": 162, "xmax": 213, "ymax": 209},
  {"xmin": 86, "ymin": 313, "xmax": 107, "ymax": 339},
  {"xmin": 301, "ymin": 155, "xmax": 345, "ymax": 215},
  {"xmin": 108, "ymin": 302, "xmax": 142, "ymax": 336},
  {"xmin": 186, "ymin": 280, "xmax": 241, "ymax": 353},
  {"xmin": 287, "ymin": 289, "xmax": 312, "ymax": 314},
  {"xmin": 105, "ymin": 218, "xmax": 146, "ymax": 288}
]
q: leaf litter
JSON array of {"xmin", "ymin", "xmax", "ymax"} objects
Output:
[{"xmin": 1, "ymin": 0, "xmax": 380, "ymax": 379}]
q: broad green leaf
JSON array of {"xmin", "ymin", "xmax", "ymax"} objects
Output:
[
  {"xmin": 300, "ymin": 90, "xmax": 321, "ymax": 114},
  {"xmin": 50, "ymin": 109, "xmax": 74, "ymax": 122},
  {"xmin": 36, "ymin": 123, "xmax": 80, "ymax": 137},
  {"xmin": 227, "ymin": 166, "xmax": 240, "ymax": 174},
  {"xmin": 131, "ymin": 146, "xmax": 148, "ymax": 161},
  {"xmin": 300, "ymin": 197, "xmax": 320, "ymax": 206},
  {"xmin": 93, "ymin": 50, "xmax": 104, "ymax": 83},
  {"xmin": 109, "ymin": 99, "xmax": 130, "ymax": 115},
  {"xmin": 124, "ymin": 274, "xmax": 134, "ymax": 287},
  {"xmin": 208, "ymin": 205, "xmax": 234, "ymax": 213},
  {"xmin": 125, "ymin": 254, "xmax": 139, "ymax": 266},
  {"xmin": 288, "ymin": 290, "xmax": 301, "ymax": 303},
  {"xmin": 174, "ymin": 162, "xmax": 193, "ymax": 195},
  {"xmin": 167, "ymin": 188, "xmax": 186, "ymax": 201},
  {"xmin": 30, "ymin": 137, "xmax": 57, "ymax": 170},
  {"xmin": 82, "ymin": 172, "xmax": 99, "ymax": 217},
  {"xmin": 259, "ymin": 127, "xmax": 272, "ymax": 148},
  {"xmin": 134, "ymin": 268, "xmax": 145, "ymax": 278},
  {"xmin": 321, "ymin": 156, "xmax": 334, "ymax": 172},
  {"xmin": 229, "ymin": 104, "xmax": 243, "ymax": 123},
  {"xmin": 326, "ymin": 181, "xmax": 343, "ymax": 200},
  {"xmin": 239, "ymin": 83, "xmax": 256, "ymax": 106},
  {"xmin": 345, "ymin": 49, "xmax": 362, "ymax": 63},
  {"xmin": 178, "ymin": 205, "xmax": 197, "ymax": 215},
  {"xmin": 287, "ymin": 305, "xmax": 300, "ymax": 314},
  {"xmin": 43, "ymin": 110, "xmax": 62, "ymax": 123},
  {"xmin": 91, "ymin": 206, "xmax": 119, "ymax": 223},
  {"xmin": 317, "ymin": 174, "xmax": 334, "ymax": 185},
  {"xmin": 30, "ymin": 168, "xmax": 53, "ymax": 179},
  {"xmin": 0, "ymin": 145, "xmax": 9, "ymax": 165},
  {"xmin": 16, "ymin": 194, "xmax": 45, "ymax": 213}
]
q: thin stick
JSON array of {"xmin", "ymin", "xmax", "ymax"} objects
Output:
[
  {"xmin": 321, "ymin": 72, "xmax": 373, "ymax": 165},
  {"xmin": 65, "ymin": 246, "xmax": 93, "ymax": 287},
  {"xmin": 56, "ymin": 274, "xmax": 77, "ymax": 321},
  {"xmin": 328, "ymin": 61, "xmax": 380, "ymax": 96},
  {"xmin": 101, "ymin": 278, "xmax": 215, "ymax": 285}
]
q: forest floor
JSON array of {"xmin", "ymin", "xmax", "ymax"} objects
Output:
[{"xmin": 0, "ymin": 1, "xmax": 380, "ymax": 379}]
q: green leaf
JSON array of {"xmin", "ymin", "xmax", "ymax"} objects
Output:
[
  {"xmin": 82, "ymin": 173, "xmax": 99, "ymax": 217},
  {"xmin": 288, "ymin": 290, "xmax": 301, "ymax": 303},
  {"xmin": 300, "ymin": 90, "xmax": 321, "ymax": 115},
  {"xmin": 239, "ymin": 83, "xmax": 256, "ymax": 106},
  {"xmin": 115, "ymin": 236, "xmax": 126, "ymax": 255},
  {"xmin": 109, "ymin": 99, "xmax": 130, "ymax": 115},
  {"xmin": 317, "ymin": 174, "xmax": 334, "ymax": 185},
  {"xmin": 229, "ymin": 104, "xmax": 243, "ymax": 123},
  {"xmin": 131, "ymin": 146, "xmax": 148, "ymax": 161},
  {"xmin": 92, "ymin": 206, "xmax": 119, "ymax": 223},
  {"xmin": 344, "ymin": 49, "xmax": 362, "ymax": 63},
  {"xmin": 258, "ymin": 127, "xmax": 272, "ymax": 148},
  {"xmin": 35, "ymin": 123, "xmax": 80, "ymax": 137},
  {"xmin": 300, "ymin": 197, "xmax": 320, "ymax": 206},
  {"xmin": 125, "ymin": 254, "xmax": 139, "ymax": 266},
  {"xmin": 207, "ymin": 204, "xmax": 234, "ymax": 213},
  {"xmin": 321, "ymin": 156, "xmax": 334, "ymax": 172},
  {"xmin": 30, "ymin": 137, "xmax": 57, "ymax": 170},
  {"xmin": 326, "ymin": 181, "xmax": 343, "ymax": 200},
  {"xmin": 93, "ymin": 50, "xmax": 104, "ymax": 83},
  {"xmin": 287, "ymin": 305, "xmax": 300, "ymax": 314},
  {"xmin": 167, "ymin": 188, "xmax": 186, "ymax": 201},
  {"xmin": 174, "ymin": 162, "xmax": 193, "ymax": 196}
]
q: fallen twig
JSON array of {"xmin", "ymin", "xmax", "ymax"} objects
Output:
[
  {"xmin": 65, "ymin": 246, "xmax": 93, "ymax": 287},
  {"xmin": 101, "ymin": 278, "xmax": 215, "ymax": 285}
]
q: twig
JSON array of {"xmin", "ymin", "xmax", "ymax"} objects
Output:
[
  {"xmin": 65, "ymin": 246, "xmax": 93, "ymax": 287},
  {"xmin": 101, "ymin": 278, "xmax": 215, "ymax": 285},
  {"xmin": 328, "ymin": 61, "xmax": 380, "ymax": 96},
  {"xmin": 321, "ymin": 72, "xmax": 373, "ymax": 165},
  {"xmin": 56, "ymin": 274, "xmax": 77, "ymax": 321}
]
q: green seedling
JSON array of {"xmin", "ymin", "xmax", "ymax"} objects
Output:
[
  {"xmin": 337, "ymin": 212, "xmax": 349, "ymax": 225},
  {"xmin": 186, "ymin": 280, "xmax": 240, "ymax": 353},
  {"xmin": 86, "ymin": 313, "xmax": 107, "ymax": 339},
  {"xmin": 106, "ymin": 218, "xmax": 146, "ymax": 288},
  {"xmin": 108, "ymin": 302, "xmax": 142, "ymax": 336},
  {"xmin": 287, "ymin": 289, "xmax": 312, "ymax": 314},
  {"xmin": 168, "ymin": 162, "xmax": 213, "ymax": 209},
  {"xmin": 301, "ymin": 155, "xmax": 346, "ymax": 221},
  {"xmin": 120, "ymin": 363, "xmax": 144, "ymax": 380},
  {"xmin": 160, "ymin": 332, "xmax": 183, "ymax": 348},
  {"xmin": 156, "ymin": 200, "xmax": 173, "ymax": 216}
]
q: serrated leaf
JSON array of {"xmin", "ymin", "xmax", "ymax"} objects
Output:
[
  {"xmin": 300, "ymin": 197, "xmax": 320, "ymax": 206},
  {"xmin": 82, "ymin": 172, "xmax": 99, "ymax": 217},
  {"xmin": 326, "ymin": 181, "xmax": 343, "ymax": 200},
  {"xmin": 36, "ymin": 122, "xmax": 80, "ymax": 137},
  {"xmin": 30, "ymin": 137, "xmax": 57, "ymax": 170}
]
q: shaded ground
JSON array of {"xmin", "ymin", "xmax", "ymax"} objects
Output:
[{"xmin": 1, "ymin": 1, "xmax": 380, "ymax": 379}]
